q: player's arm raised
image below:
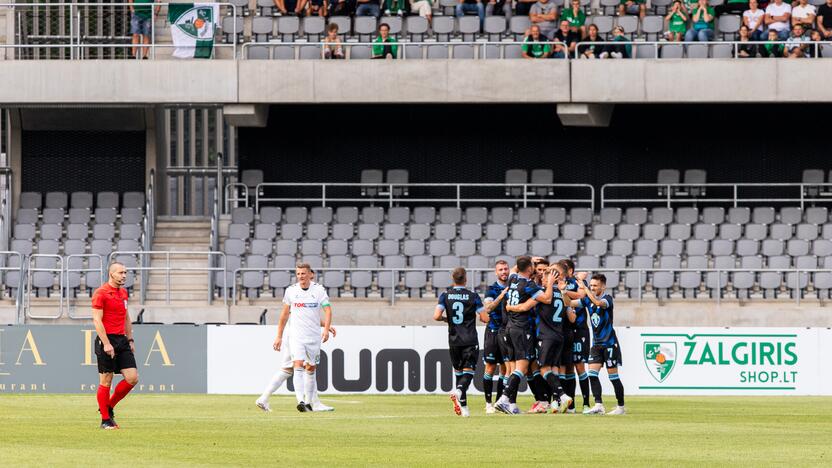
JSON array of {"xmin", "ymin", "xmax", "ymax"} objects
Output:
[
  {"xmin": 274, "ymin": 303, "xmax": 290, "ymax": 351},
  {"xmin": 506, "ymin": 297, "xmax": 537, "ymax": 313},
  {"xmin": 578, "ymin": 280, "xmax": 609, "ymax": 308},
  {"xmin": 535, "ymin": 267, "xmax": 558, "ymax": 305},
  {"xmin": 92, "ymin": 307, "xmax": 114, "ymax": 358},
  {"xmin": 479, "ymin": 287, "xmax": 508, "ymax": 322},
  {"xmin": 559, "ymin": 279, "xmax": 582, "ymax": 308}
]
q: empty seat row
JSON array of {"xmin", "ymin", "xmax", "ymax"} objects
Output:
[
  {"xmin": 15, "ymin": 207, "xmax": 144, "ymax": 226},
  {"xmin": 19, "ymin": 191, "xmax": 144, "ymax": 211},
  {"xmin": 14, "ymin": 223, "xmax": 142, "ymax": 242}
]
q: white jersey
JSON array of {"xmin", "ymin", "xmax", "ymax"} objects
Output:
[{"xmin": 283, "ymin": 282, "xmax": 330, "ymax": 344}]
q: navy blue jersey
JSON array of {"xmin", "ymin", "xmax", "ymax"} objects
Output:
[
  {"xmin": 484, "ymin": 281, "xmax": 506, "ymax": 331},
  {"xmin": 438, "ymin": 286, "xmax": 484, "ymax": 347},
  {"xmin": 505, "ymin": 273, "xmax": 543, "ymax": 330},
  {"xmin": 567, "ymin": 277, "xmax": 590, "ymax": 331},
  {"xmin": 536, "ymin": 289, "xmax": 567, "ymax": 338},
  {"xmin": 576, "ymin": 294, "xmax": 616, "ymax": 347}
]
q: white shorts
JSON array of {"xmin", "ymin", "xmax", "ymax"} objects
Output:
[
  {"xmin": 279, "ymin": 334, "xmax": 294, "ymax": 369},
  {"xmin": 290, "ymin": 339, "xmax": 321, "ymax": 366}
]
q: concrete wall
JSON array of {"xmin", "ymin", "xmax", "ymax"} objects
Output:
[{"xmin": 1, "ymin": 59, "xmax": 831, "ymax": 105}]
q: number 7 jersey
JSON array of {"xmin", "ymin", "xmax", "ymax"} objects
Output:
[{"xmin": 437, "ymin": 286, "xmax": 484, "ymax": 347}]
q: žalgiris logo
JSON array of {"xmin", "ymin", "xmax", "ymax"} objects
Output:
[
  {"xmin": 640, "ymin": 332, "xmax": 799, "ymax": 391},
  {"xmin": 176, "ymin": 7, "xmax": 213, "ymax": 39}
]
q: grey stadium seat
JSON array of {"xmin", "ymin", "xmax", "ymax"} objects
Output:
[
  {"xmin": 651, "ymin": 208, "xmax": 673, "ymax": 225},
  {"xmin": 702, "ymin": 207, "xmax": 725, "ymax": 225},
  {"xmin": 486, "ymin": 224, "xmax": 508, "ymax": 241},
  {"xmin": 599, "ymin": 208, "xmax": 622, "ymax": 225},
  {"xmin": 592, "ymin": 224, "xmax": 615, "ymax": 241},
  {"xmin": 625, "ymin": 207, "xmax": 648, "ymax": 225},
  {"xmin": 719, "ymin": 224, "xmax": 742, "ymax": 241},
  {"xmin": 787, "ymin": 239, "xmax": 810, "ymax": 257},
  {"xmin": 453, "ymin": 240, "xmax": 476, "ymax": 257},
  {"xmin": 555, "ymin": 240, "xmax": 578, "ymax": 257},
  {"xmin": 20, "ymin": 192, "xmax": 42, "ymax": 210},
  {"xmin": 259, "ymin": 207, "xmax": 283, "ymax": 225},
  {"xmin": 752, "ymin": 207, "xmax": 775, "ymax": 225},
  {"xmin": 561, "ymin": 224, "xmax": 585, "ymax": 240},
  {"xmin": 123, "ymin": 192, "xmax": 145, "ymax": 210},
  {"xmin": 93, "ymin": 224, "xmax": 115, "ymax": 241},
  {"xmin": 358, "ymin": 223, "xmax": 381, "ymax": 240},
  {"xmin": 440, "ymin": 207, "xmax": 463, "ymax": 225},
  {"xmin": 119, "ymin": 224, "xmax": 142, "ymax": 241},
  {"xmin": 465, "ymin": 207, "xmax": 488, "ymax": 225},
  {"xmin": 761, "ymin": 239, "xmax": 784, "ymax": 256},
  {"xmin": 250, "ymin": 239, "xmax": 273, "ymax": 256},
  {"xmin": 805, "ymin": 207, "xmax": 828, "ymax": 225},
  {"xmin": 254, "ymin": 223, "xmax": 277, "ymax": 240},
  {"xmin": 543, "ymin": 207, "xmax": 567, "ymax": 225},
  {"xmin": 780, "ymin": 207, "xmax": 802, "ymax": 225},
  {"xmin": 284, "ymin": 207, "xmax": 308, "ymax": 224},
  {"xmin": 413, "ymin": 207, "xmax": 436, "ymax": 224},
  {"xmin": 518, "ymin": 208, "xmax": 540, "ymax": 225},
  {"xmin": 306, "ymin": 224, "xmax": 329, "ymax": 241},
  {"xmin": 403, "ymin": 239, "xmax": 425, "ymax": 256},
  {"xmin": 711, "ymin": 239, "xmax": 734, "ymax": 257},
  {"xmin": 506, "ymin": 240, "xmax": 528, "ymax": 257},
  {"xmin": 667, "ymin": 224, "xmax": 691, "ymax": 241},
  {"xmin": 45, "ymin": 192, "xmax": 68, "ymax": 210},
  {"xmin": 491, "ymin": 207, "xmax": 514, "ymax": 225},
  {"xmin": 795, "ymin": 224, "xmax": 819, "ymax": 241},
  {"xmin": 693, "ymin": 223, "xmax": 716, "ymax": 241},
  {"xmin": 231, "ymin": 207, "xmax": 255, "ymax": 225},
  {"xmin": 70, "ymin": 191, "xmax": 93, "ymax": 210},
  {"xmin": 459, "ymin": 224, "xmax": 482, "ymax": 241},
  {"xmin": 42, "ymin": 208, "xmax": 65, "ymax": 225},
  {"xmin": 228, "ymin": 223, "xmax": 250, "ymax": 240},
  {"xmin": 95, "ymin": 208, "xmax": 117, "ymax": 225},
  {"xmin": 326, "ymin": 239, "xmax": 349, "ymax": 256},
  {"xmin": 610, "ymin": 239, "xmax": 633, "ymax": 256},
  {"xmin": 15, "ymin": 208, "xmax": 37, "ymax": 225},
  {"xmin": 434, "ymin": 224, "xmax": 456, "ymax": 241},
  {"xmin": 66, "ymin": 223, "xmax": 88, "ymax": 240},
  {"xmin": 569, "ymin": 208, "xmax": 593, "ymax": 226},
  {"xmin": 643, "ymin": 223, "xmax": 666, "ymax": 241},
  {"xmin": 310, "ymin": 207, "xmax": 333, "ymax": 224},
  {"xmin": 768, "ymin": 223, "xmax": 792, "ymax": 241},
  {"xmin": 685, "ymin": 239, "xmax": 708, "ymax": 256},
  {"xmin": 635, "ymin": 239, "xmax": 658, "ymax": 256},
  {"xmin": 387, "ymin": 207, "xmax": 411, "ymax": 225},
  {"xmin": 511, "ymin": 224, "xmax": 534, "ymax": 241},
  {"xmin": 537, "ymin": 224, "xmax": 558, "ymax": 240},
  {"xmin": 351, "ymin": 239, "xmax": 373, "ymax": 256},
  {"xmin": 281, "ymin": 224, "xmax": 303, "ymax": 240},
  {"xmin": 121, "ymin": 208, "xmax": 143, "ymax": 225},
  {"xmin": 480, "ymin": 240, "xmax": 501, "ymax": 257},
  {"xmin": 617, "ymin": 224, "xmax": 640, "ymax": 241},
  {"xmin": 530, "ymin": 239, "xmax": 553, "ymax": 257},
  {"xmin": 661, "ymin": 239, "xmax": 683, "ymax": 256},
  {"xmin": 736, "ymin": 239, "xmax": 759, "ymax": 256},
  {"xmin": 335, "ymin": 206, "xmax": 359, "ymax": 225},
  {"xmin": 275, "ymin": 239, "xmax": 297, "ymax": 256},
  {"xmin": 585, "ymin": 240, "xmax": 608, "ymax": 257},
  {"xmin": 97, "ymin": 192, "xmax": 119, "ymax": 210},
  {"xmin": 408, "ymin": 224, "xmax": 431, "ymax": 241},
  {"xmin": 727, "ymin": 207, "xmax": 751, "ymax": 225},
  {"xmin": 743, "ymin": 223, "xmax": 767, "ymax": 241}
]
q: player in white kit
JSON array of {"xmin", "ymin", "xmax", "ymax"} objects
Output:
[{"xmin": 256, "ymin": 266, "xmax": 335, "ymax": 412}]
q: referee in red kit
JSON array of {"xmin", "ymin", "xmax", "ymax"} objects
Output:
[{"xmin": 92, "ymin": 262, "xmax": 139, "ymax": 430}]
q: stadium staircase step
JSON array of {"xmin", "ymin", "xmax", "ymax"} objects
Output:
[{"xmin": 146, "ymin": 218, "xmax": 213, "ymax": 304}]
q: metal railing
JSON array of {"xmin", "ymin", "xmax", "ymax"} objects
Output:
[
  {"xmin": 228, "ymin": 266, "xmax": 832, "ymax": 307},
  {"xmin": 253, "ymin": 183, "xmax": 595, "ymax": 212},
  {"xmin": 109, "ymin": 250, "xmax": 227, "ymax": 305},
  {"xmin": 142, "ymin": 169, "xmax": 156, "ymax": 303},
  {"xmin": 168, "ymin": 164, "xmax": 237, "ymax": 216},
  {"xmin": 0, "ymin": 251, "xmax": 24, "ymax": 322},
  {"xmin": 601, "ymin": 182, "xmax": 832, "ymax": 209},
  {"xmin": 2, "ymin": 3, "xmax": 237, "ymax": 60},
  {"xmin": 225, "ymin": 183, "xmax": 248, "ymax": 211},
  {"xmin": 571, "ymin": 40, "xmax": 832, "ymax": 59},
  {"xmin": 24, "ymin": 254, "xmax": 64, "ymax": 319},
  {"xmin": 241, "ymin": 40, "xmax": 567, "ymax": 60},
  {"xmin": 64, "ymin": 253, "xmax": 104, "ymax": 319},
  {"xmin": 209, "ymin": 154, "xmax": 224, "ymax": 303}
]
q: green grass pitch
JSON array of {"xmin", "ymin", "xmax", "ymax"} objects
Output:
[{"xmin": 2, "ymin": 394, "xmax": 831, "ymax": 466}]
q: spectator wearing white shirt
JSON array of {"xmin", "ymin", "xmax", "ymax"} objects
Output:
[
  {"xmin": 765, "ymin": 0, "xmax": 792, "ymax": 40},
  {"xmin": 743, "ymin": 0, "xmax": 766, "ymax": 41},
  {"xmin": 791, "ymin": 0, "xmax": 816, "ymax": 30},
  {"xmin": 785, "ymin": 23, "xmax": 809, "ymax": 57}
]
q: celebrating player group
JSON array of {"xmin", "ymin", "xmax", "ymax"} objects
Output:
[{"xmin": 435, "ymin": 256, "xmax": 626, "ymax": 417}]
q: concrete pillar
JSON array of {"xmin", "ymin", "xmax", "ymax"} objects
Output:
[{"xmin": 556, "ymin": 103, "xmax": 614, "ymax": 127}]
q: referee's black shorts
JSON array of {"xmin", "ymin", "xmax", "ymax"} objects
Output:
[{"xmin": 95, "ymin": 334, "xmax": 137, "ymax": 374}]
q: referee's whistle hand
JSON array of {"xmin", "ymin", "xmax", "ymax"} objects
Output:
[{"xmin": 104, "ymin": 343, "xmax": 115, "ymax": 358}]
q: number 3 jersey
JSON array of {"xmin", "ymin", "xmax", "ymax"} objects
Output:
[
  {"xmin": 576, "ymin": 294, "xmax": 617, "ymax": 347},
  {"xmin": 437, "ymin": 286, "xmax": 484, "ymax": 347}
]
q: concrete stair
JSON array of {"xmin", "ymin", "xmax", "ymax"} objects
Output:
[{"xmin": 145, "ymin": 217, "xmax": 214, "ymax": 304}]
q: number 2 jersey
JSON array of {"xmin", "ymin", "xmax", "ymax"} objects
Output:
[
  {"xmin": 505, "ymin": 274, "xmax": 543, "ymax": 331},
  {"xmin": 437, "ymin": 286, "xmax": 484, "ymax": 347},
  {"xmin": 535, "ymin": 288, "xmax": 567, "ymax": 339},
  {"xmin": 576, "ymin": 294, "xmax": 617, "ymax": 347}
]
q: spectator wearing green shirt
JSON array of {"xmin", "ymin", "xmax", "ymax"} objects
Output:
[
  {"xmin": 562, "ymin": 0, "xmax": 587, "ymax": 38},
  {"xmin": 665, "ymin": 0, "xmax": 688, "ymax": 41},
  {"xmin": 619, "ymin": 0, "xmax": 646, "ymax": 19},
  {"xmin": 522, "ymin": 25, "xmax": 552, "ymax": 59},
  {"xmin": 684, "ymin": 0, "xmax": 715, "ymax": 41},
  {"xmin": 760, "ymin": 28, "xmax": 785, "ymax": 56},
  {"xmin": 129, "ymin": 0, "xmax": 159, "ymax": 59},
  {"xmin": 600, "ymin": 25, "xmax": 632, "ymax": 58},
  {"xmin": 371, "ymin": 23, "xmax": 398, "ymax": 59}
]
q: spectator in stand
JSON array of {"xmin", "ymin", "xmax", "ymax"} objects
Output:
[
  {"xmin": 785, "ymin": 23, "xmax": 810, "ymax": 57},
  {"xmin": 553, "ymin": 19, "xmax": 580, "ymax": 57},
  {"xmin": 665, "ymin": 0, "xmax": 688, "ymax": 41},
  {"xmin": 356, "ymin": 0, "xmax": 381, "ymax": 17},
  {"xmin": 736, "ymin": 24, "xmax": 759, "ymax": 56},
  {"xmin": 685, "ymin": 0, "xmax": 715, "ymax": 42},
  {"xmin": 323, "ymin": 23, "xmax": 344, "ymax": 59},
  {"xmin": 456, "ymin": 0, "xmax": 486, "ymax": 28},
  {"xmin": 715, "ymin": 0, "xmax": 748, "ymax": 17},
  {"xmin": 129, "ymin": 0, "xmax": 160, "ymax": 59},
  {"xmin": 791, "ymin": 0, "xmax": 816, "ymax": 30},
  {"xmin": 577, "ymin": 24, "xmax": 603, "ymax": 58},
  {"xmin": 410, "ymin": 0, "xmax": 433, "ymax": 21},
  {"xmin": 761, "ymin": 28, "xmax": 785, "ymax": 56},
  {"xmin": 329, "ymin": 0, "xmax": 349, "ymax": 16},
  {"xmin": 517, "ymin": 0, "xmax": 537, "ymax": 16},
  {"xmin": 372, "ymin": 23, "xmax": 398, "ymax": 58},
  {"xmin": 522, "ymin": 24, "xmax": 553, "ymax": 58},
  {"xmin": 384, "ymin": 0, "xmax": 406, "ymax": 15},
  {"xmin": 530, "ymin": 0, "xmax": 559, "ymax": 39},
  {"xmin": 743, "ymin": 0, "xmax": 767, "ymax": 41},
  {"xmin": 809, "ymin": 29, "xmax": 825, "ymax": 56},
  {"xmin": 308, "ymin": 0, "xmax": 328, "ymax": 16},
  {"xmin": 486, "ymin": 0, "xmax": 512, "ymax": 20},
  {"xmin": 819, "ymin": 0, "xmax": 832, "ymax": 40},
  {"xmin": 275, "ymin": 0, "xmax": 308, "ymax": 16},
  {"xmin": 619, "ymin": 0, "xmax": 646, "ymax": 19},
  {"xmin": 765, "ymin": 0, "xmax": 792, "ymax": 40},
  {"xmin": 600, "ymin": 25, "xmax": 631, "ymax": 58},
  {"xmin": 562, "ymin": 0, "xmax": 588, "ymax": 38}
]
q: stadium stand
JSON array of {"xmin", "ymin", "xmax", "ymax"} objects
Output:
[
  {"xmin": 5, "ymin": 191, "xmax": 148, "ymax": 300},
  {"xmin": 216, "ymin": 166, "xmax": 832, "ymax": 301}
]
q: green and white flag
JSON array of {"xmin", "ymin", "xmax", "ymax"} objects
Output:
[{"xmin": 168, "ymin": 3, "xmax": 219, "ymax": 59}]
